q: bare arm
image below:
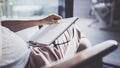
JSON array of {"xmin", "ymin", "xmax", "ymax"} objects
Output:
[
  {"xmin": 2, "ymin": 19, "xmax": 42, "ymax": 32},
  {"xmin": 1, "ymin": 14, "xmax": 62, "ymax": 32}
]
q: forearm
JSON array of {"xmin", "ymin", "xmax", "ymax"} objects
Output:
[
  {"xmin": 1, "ymin": 19, "xmax": 44, "ymax": 32},
  {"xmin": 1, "ymin": 14, "xmax": 62, "ymax": 32}
]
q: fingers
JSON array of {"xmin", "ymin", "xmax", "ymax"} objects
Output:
[
  {"xmin": 42, "ymin": 14, "xmax": 62, "ymax": 25},
  {"xmin": 52, "ymin": 19, "xmax": 60, "ymax": 24},
  {"xmin": 47, "ymin": 14, "xmax": 62, "ymax": 24},
  {"xmin": 51, "ymin": 14, "xmax": 62, "ymax": 20}
]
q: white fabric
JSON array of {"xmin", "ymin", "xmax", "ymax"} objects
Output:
[{"xmin": 0, "ymin": 26, "xmax": 30, "ymax": 68}]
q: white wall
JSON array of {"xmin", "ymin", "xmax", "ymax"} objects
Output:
[{"xmin": 74, "ymin": 0, "xmax": 93, "ymax": 19}]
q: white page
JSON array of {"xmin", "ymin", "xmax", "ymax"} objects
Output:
[{"xmin": 30, "ymin": 17, "xmax": 79, "ymax": 46}]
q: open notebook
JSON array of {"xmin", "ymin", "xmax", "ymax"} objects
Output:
[{"xmin": 29, "ymin": 17, "xmax": 79, "ymax": 46}]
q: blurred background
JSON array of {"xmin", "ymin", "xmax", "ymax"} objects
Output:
[{"xmin": 0, "ymin": 0, "xmax": 120, "ymax": 68}]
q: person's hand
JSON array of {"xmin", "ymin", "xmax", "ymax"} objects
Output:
[{"xmin": 42, "ymin": 14, "xmax": 62, "ymax": 25}]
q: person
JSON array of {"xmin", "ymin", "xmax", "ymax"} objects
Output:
[{"xmin": 0, "ymin": 14, "xmax": 91, "ymax": 68}]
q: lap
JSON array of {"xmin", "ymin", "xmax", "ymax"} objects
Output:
[{"xmin": 26, "ymin": 25, "xmax": 91, "ymax": 68}]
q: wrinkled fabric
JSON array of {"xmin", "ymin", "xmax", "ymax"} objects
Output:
[
  {"xmin": 0, "ymin": 26, "xmax": 30, "ymax": 68},
  {"xmin": 26, "ymin": 25, "xmax": 81, "ymax": 68}
]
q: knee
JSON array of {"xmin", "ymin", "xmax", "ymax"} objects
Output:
[{"xmin": 77, "ymin": 37, "xmax": 91, "ymax": 52}]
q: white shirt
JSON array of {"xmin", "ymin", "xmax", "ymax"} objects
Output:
[{"xmin": 0, "ymin": 26, "xmax": 31, "ymax": 68}]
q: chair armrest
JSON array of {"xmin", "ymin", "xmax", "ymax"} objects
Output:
[{"xmin": 42, "ymin": 40, "xmax": 118, "ymax": 68}]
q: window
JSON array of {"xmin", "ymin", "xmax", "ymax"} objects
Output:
[
  {"xmin": 3, "ymin": 0, "xmax": 59, "ymax": 19},
  {"xmin": 1, "ymin": 0, "xmax": 74, "ymax": 41}
]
